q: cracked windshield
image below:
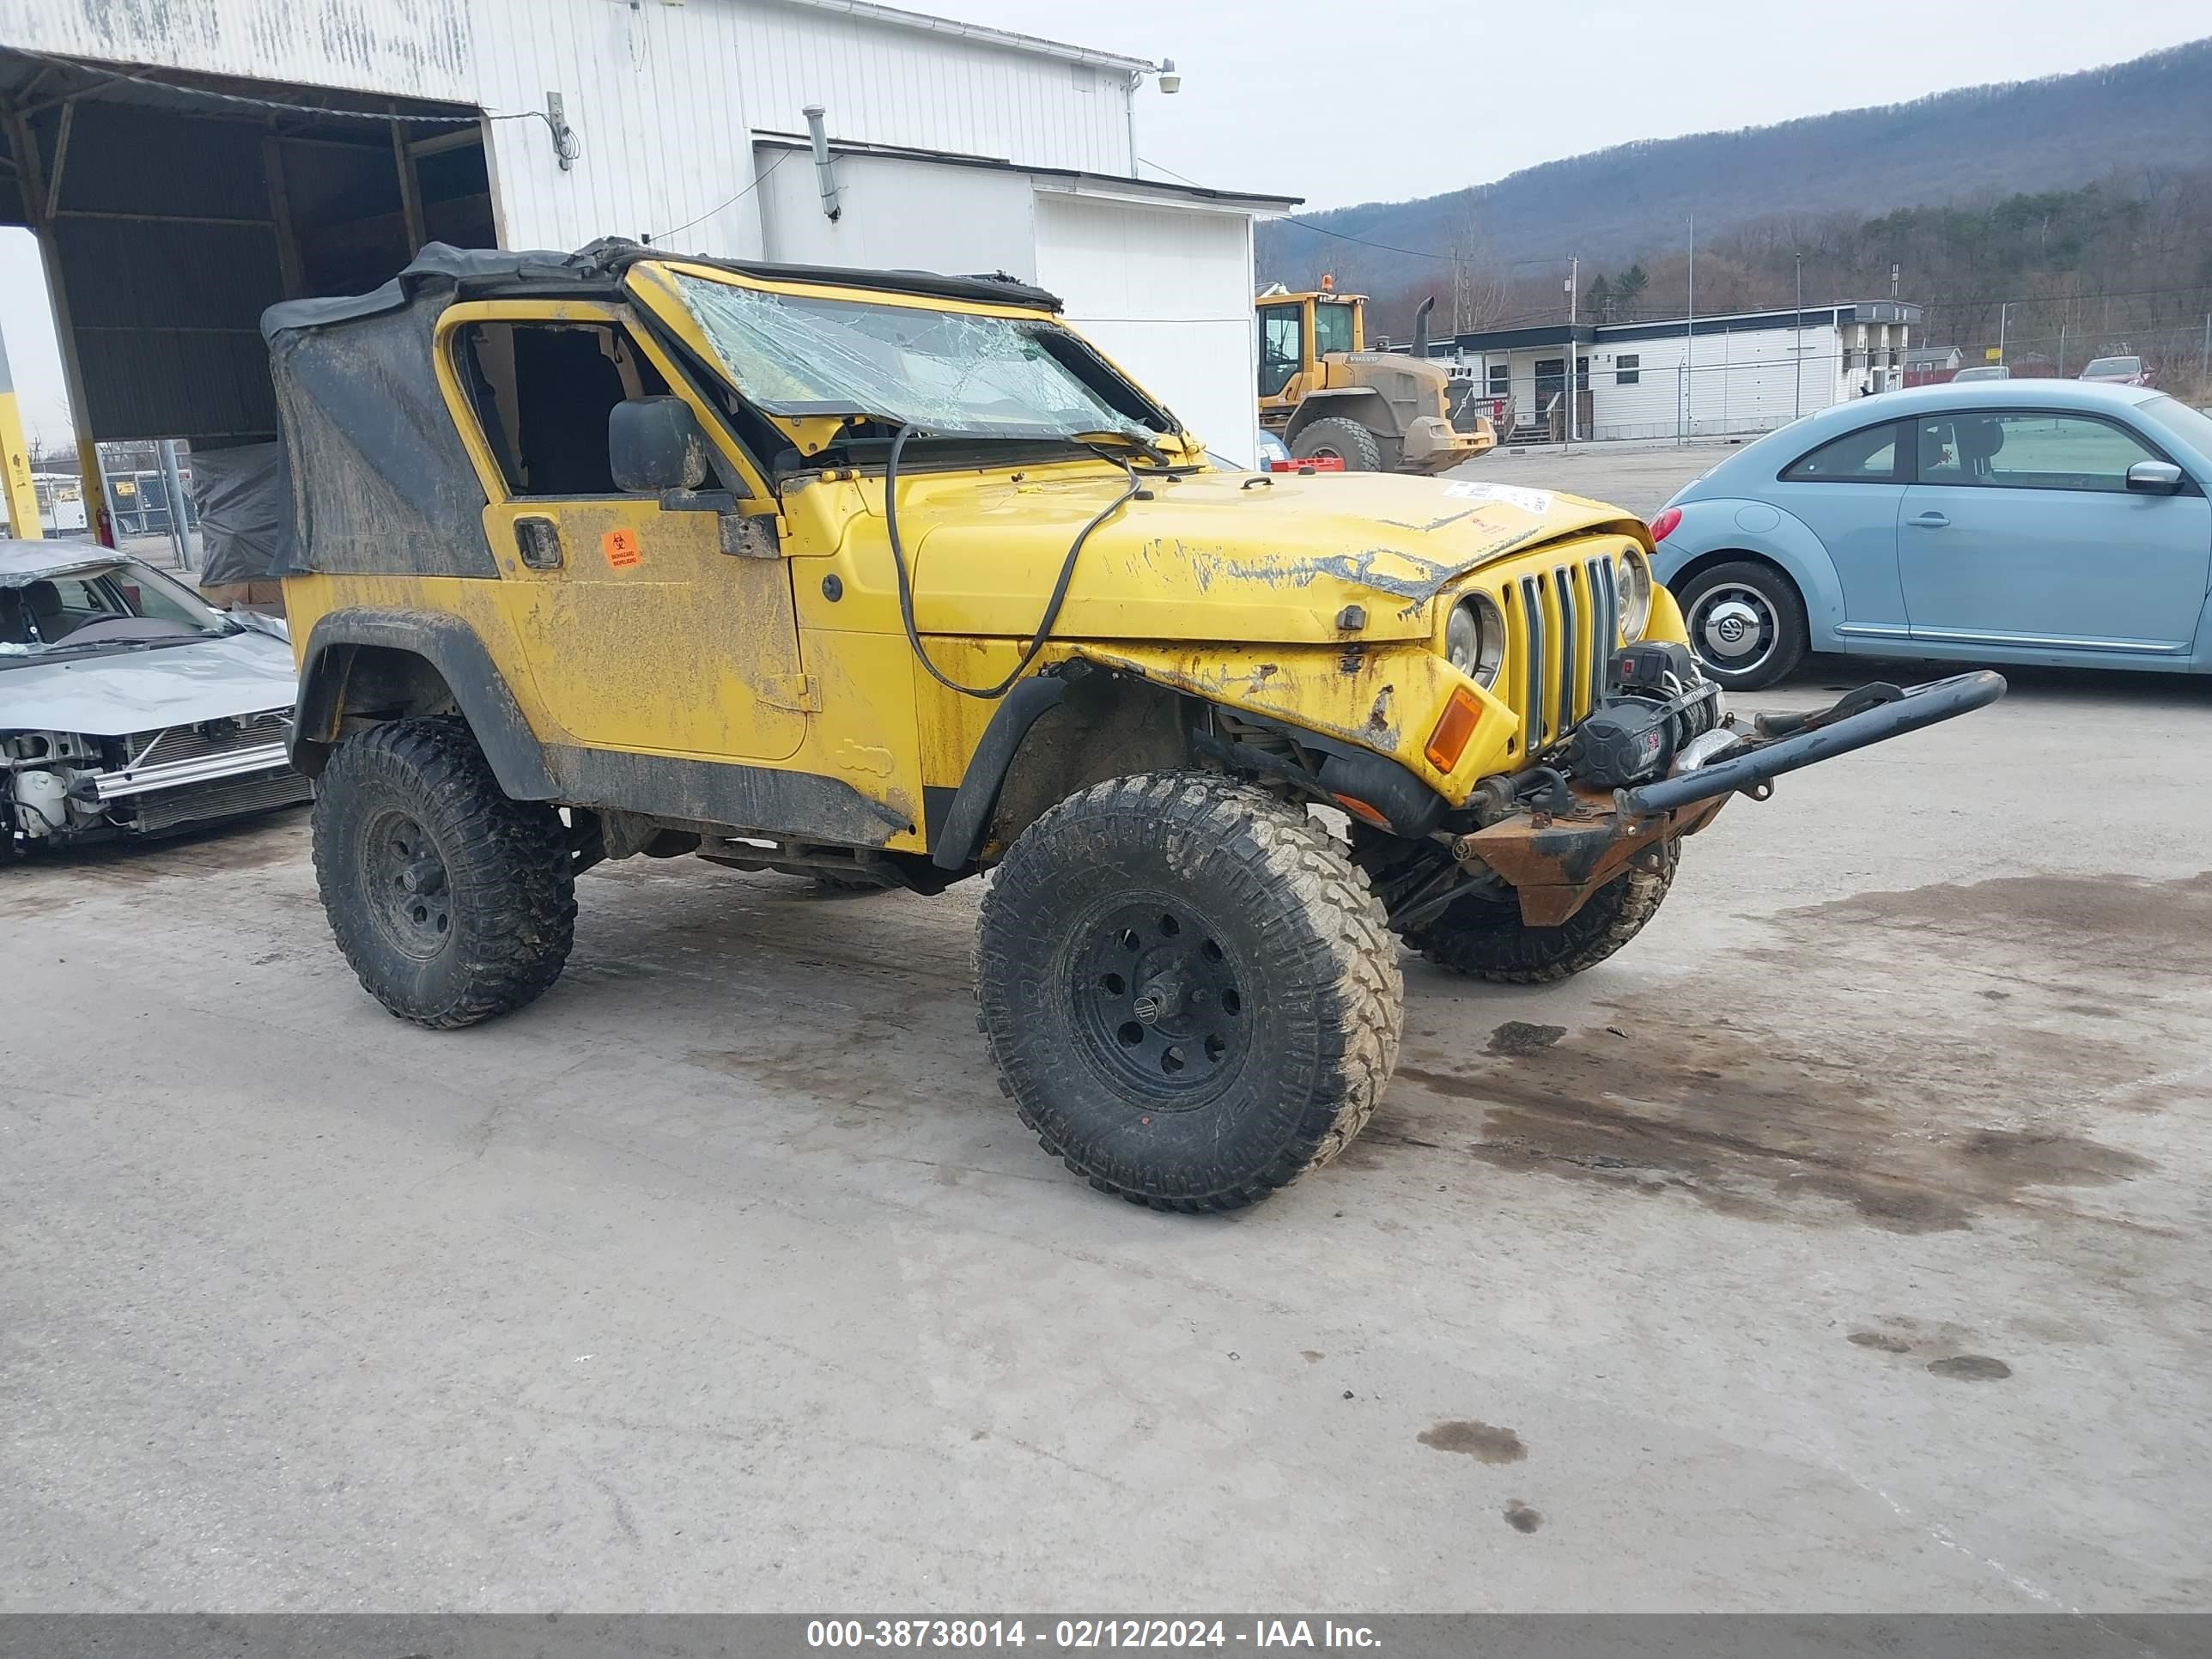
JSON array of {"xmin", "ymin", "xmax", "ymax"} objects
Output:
[{"xmin": 672, "ymin": 272, "xmax": 1152, "ymax": 441}]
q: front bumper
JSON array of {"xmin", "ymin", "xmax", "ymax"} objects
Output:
[
  {"xmin": 1402, "ymin": 415, "xmax": 1496, "ymax": 472},
  {"xmin": 86, "ymin": 740, "xmax": 295, "ymax": 802},
  {"xmin": 1464, "ymin": 671, "xmax": 2006, "ymax": 925}
]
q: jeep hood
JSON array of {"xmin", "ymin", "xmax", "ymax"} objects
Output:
[{"xmin": 906, "ymin": 468, "xmax": 1642, "ymax": 643}]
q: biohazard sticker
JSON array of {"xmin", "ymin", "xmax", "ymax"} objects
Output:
[
  {"xmin": 1442, "ymin": 480, "xmax": 1553, "ymax": 514},
  {"xmin": 602, "ymin": 528, "xmax": 642, "ymax": 569}
]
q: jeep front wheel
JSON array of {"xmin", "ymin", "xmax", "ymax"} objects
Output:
[
  {"xmin": 312, "ymin": 718, "xmax": 576, "ymax": 1029},
  {"xmin": 1401, "ymin": 842, "xmax": 1678, "ymax": 984},
  {"xmin": 975, "ymin": 774, "xmax": 1403, "ymax": 1211}
]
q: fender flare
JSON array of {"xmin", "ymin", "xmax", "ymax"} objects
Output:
[
  {"xmin": 1285, "ymin": 387, "xmax": 1400, "ymax": 445},
  {"xmin": 291, "ymin": 607, "xmax": 556, "ymax": 798},
  {"xmin": 928, "ymin": 661, "xmax": 1447, "ymax": 872},
  {"xmin": 930, "ymin": 672, "xmax": 1076, "ymax": 870}
]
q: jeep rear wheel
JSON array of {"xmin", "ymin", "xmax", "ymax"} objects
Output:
[
  {"xmin": 975, "ymin": 773, "xmax": 1402, "ymax": 1211},
  {"xmin": 1401, "ymin": 841, "xmax": 1678, "ymax": 984},
  {"xmin": 313, "ymin": 719, "xmax": 576, "ymax": 1029}
]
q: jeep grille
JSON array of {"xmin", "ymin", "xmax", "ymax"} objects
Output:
[{"xmin": 1505, "ymin": 556, "xmax": 1620, "ymax": 751}]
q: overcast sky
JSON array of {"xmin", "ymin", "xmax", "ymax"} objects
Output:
[{"xmin": 3, "ymin": 1, "xmax": 2205, "ymax": 448}]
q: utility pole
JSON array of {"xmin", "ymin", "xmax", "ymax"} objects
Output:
[
  {"xmin": 2202, "ymin": 313, "xmax": 2209, "ymax": 392},
  {"xmin": 2058, "ymin": 318, "xmax": 2068, "ymax": 377},
  {"xmin": 1793, "ymin": 251, "xmax": 1803, "ymax": 422},
  {"xmin": 1997, "ymin": 301, "xmax": 2009, "ymax": 366},
  {"xmin": 1565, "ymin": 255, "xmax": 1577, "ymax": 446},
  {"xmin": 1682, "ymin": 216, "xmax": 1695, "ymax": 444},
  {"xmin": 158, "ymin": 439, "xmax": 192, "ymax": 571}
]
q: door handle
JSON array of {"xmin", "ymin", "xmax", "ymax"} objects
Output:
[{"xmin": 1909, "ymin": 512, "xmax": 1950, "ymax": 529}]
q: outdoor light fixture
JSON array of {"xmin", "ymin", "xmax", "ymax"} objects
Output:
[{"xmin": 1157, "ymin": 58, "xmax": 1181, "ymax": 94}]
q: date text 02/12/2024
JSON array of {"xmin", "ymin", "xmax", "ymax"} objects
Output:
[{"xmin": 805, "ymin": 1620, "xmax": 1382, "ymax": 1649}]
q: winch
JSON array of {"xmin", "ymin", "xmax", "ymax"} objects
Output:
[{"xmin": 1561, "ymin": 641, "xmax": 1725, "ymax": 790}]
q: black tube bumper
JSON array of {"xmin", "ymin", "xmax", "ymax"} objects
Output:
[{"xmin": 1620, "ymin": 670, "xmax": 2007, "ymax": 817}]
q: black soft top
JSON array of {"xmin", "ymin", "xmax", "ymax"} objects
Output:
[
  {"xmin": 259, "ymin": 240, "xmax": 1065, "ymax": 586},
  {"xmin": 260, "ymin": 237, "xmax": 1063, "ymax": 339}
]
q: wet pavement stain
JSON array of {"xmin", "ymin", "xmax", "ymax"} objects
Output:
[
  {"xmin": 1928, "ymin": 1355, "xmax": 2014, "ymax": 1382},
  {"xmin": 1847, "ymin": 1331, "xmax": 1913, "ymax": 1353},
  {"xmin": 1486, "ymin": 1021, "xmax": 1566, "ymax": 1058},
  {"xmin": 1959, "ymin": 1129, "xmax": 2154, "ymax": 1187},
  {"xmin": 1370, "ymin": 872, "xmax": 2203, "ymax": 1233},
  {"xmin": 1419, "ymin": 1420, "xmax": 1526, "ymax": 1463},
  {"xmin": 1504, "ymin": 1501, "xmax": 1544, "ymax": 1534}
]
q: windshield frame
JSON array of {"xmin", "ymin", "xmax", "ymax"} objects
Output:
[{"xmin": 635, "ymin": 260, "xmax": 1182, "ymax": 452}]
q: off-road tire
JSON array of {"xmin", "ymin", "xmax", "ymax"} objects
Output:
[
  {"xmin": 1291, "ymin": 416, "xmax": 1384, "ymax": 472},
  {"xmin": 1677, "ymin": 559, "xmax": 1808, "ymax": 691},
  {"xmin": 313, "ymin": 718, "xmax": 575, "ymax": 1029},
  {"xmin": 975, "ymin": 773, "xmax": 1402, "ymax": 1212},
  {"xmin": 1400, "ymin": 841, "xmax": 1678, "ymax": 984}
]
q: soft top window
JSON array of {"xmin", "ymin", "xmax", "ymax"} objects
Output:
[{"xmin": 670, "ymin": 273, "xmax": 1170, "ymax": 442}]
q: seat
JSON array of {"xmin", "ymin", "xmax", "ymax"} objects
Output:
[
  {"xmin": 1954, "ymin": 416, "xmax": 2005, "ymax": 480},
  {"xmin": 21, "ymin": 580, "xmax": 71, "ymax": 641}
]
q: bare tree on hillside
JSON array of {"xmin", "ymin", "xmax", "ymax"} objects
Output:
[{"xmin": 1449, "ymin": 202, "xmax": 1510, "ymax": 334}]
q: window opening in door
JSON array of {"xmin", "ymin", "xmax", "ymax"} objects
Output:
[{"xmin": 459, "ymin": 322, "xmax": 672, "ymax": 496}]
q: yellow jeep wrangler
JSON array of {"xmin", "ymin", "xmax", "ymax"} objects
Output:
[{"xmin": 270, "ymin": 240, "xmax": 2001, "ymax": 1212}]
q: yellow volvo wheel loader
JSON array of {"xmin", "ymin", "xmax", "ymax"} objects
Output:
[{"xmin": 1256, "ymin": 283, "xmax": 1494, "ymax": 473}]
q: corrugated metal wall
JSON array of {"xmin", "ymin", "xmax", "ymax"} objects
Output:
[
  {"xmin": 467, "ymin": 0, "xmax": 766, "ymax": 258},
  {"xmin": 6, "ymin": 0, "xmax": 1138, "ymax": 259},
  {"xmin": 734, "ymin": 3, "xmax": 1133, "ymax": 177},
  {"xmin": 3, "ymin": 0, "xmax": 475, "ymax": 99}
]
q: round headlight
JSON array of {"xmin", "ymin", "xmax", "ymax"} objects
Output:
[
  {"xmin": 1445, "ymin": 594, "xmax": 1506, "ymax": 688},
  {"xmin": 1615, "ymin": 547, "xmax": 1653, "ymax": 641}
]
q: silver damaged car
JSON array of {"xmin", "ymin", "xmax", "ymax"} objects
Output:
[{"xmin": 3, "ymin": 542, "xmax": 311, "ymax": 850}]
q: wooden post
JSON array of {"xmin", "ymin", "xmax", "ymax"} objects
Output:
[
  {"xmin": 391, "ymin": 114, "xmax": 426, "ymax": 255},
  {"xmin": 263, "ymin": 134, "xmax": 306, "ymax": 298}
]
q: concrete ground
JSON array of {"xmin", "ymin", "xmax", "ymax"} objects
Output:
[
  {"xmin": 1448, "ymin": 435, "xmax": 1752, "ymax": 519},
  {"xmin": 6, "ymin": 652, "xmax": 2210, "ymax": 1614}
]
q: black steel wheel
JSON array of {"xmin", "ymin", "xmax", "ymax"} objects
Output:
[
  {"xmin": 975, "ymin": 773, "xmax": 1402, "ymax": 1211},
  {"xmin": 361, "ymin": 809, "xmax": 454, "ymax": 958},
  {"xmin": 1071, "ymin": 902, "xmax": 1249, "ymax": 1099},
  {"xmin": 313, "ymin": 718, "xmax": 575, "ymax": 1029}
]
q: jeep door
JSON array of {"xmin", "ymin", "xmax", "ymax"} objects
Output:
[{"xmin": 441, "ymin": 303, "xmax": 808, "ymax": 762}]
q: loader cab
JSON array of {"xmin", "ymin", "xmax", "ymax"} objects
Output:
[{"xmin": 1255, "ymin": 289, "xmax": 1365, "ymax": 412}]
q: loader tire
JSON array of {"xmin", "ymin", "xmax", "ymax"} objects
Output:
[
  {"xmin": 1291, "ymin": 416, "xmax": 1384, "ymax": 472},
  {"xmin": 1401, "ymin": 841, "xmax": 1679, "ymax": 984},
  {"xmin": 975, "ymin": 774, "xmax": 1402, "ymax": 1212},
  {"xmin": 313, "ymin": 718, "xmax": 575, "ymax": 1029}
]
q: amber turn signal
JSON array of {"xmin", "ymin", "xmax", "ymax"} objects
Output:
[{"xmin": 1424, "ymin": 687, "xmax": 1484, "ymax": 774}]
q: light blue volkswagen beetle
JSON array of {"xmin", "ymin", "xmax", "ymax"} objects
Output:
[{"xmin": 1648, "ymin": 381, "xmax": 2212, "ymax": 689}]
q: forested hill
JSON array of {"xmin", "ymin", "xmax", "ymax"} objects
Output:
[{"xmin": 1256, "ymin": 39, "xmax": 2212, "ymax": 295}]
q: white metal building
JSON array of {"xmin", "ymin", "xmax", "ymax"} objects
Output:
[
  {"xmin": 1440, "ymin": 301, "xmax": 1923, "ymax": 443},
  {"xmin": 0, "ymin": 0, "xmax": 1293, "ymax": 496}
]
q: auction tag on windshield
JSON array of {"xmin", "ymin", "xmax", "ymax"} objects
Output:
[
  {"xmin": 602, "ymin": 528, "xmax": 642, "ymax": 569},
  {"xmin": 1443, "ymin": 480, "xmax": 1553, "ymax": 514}
]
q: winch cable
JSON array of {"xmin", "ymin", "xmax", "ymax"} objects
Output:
[{"xmin": 882, "ymin": 421, "xmax": 1146, "ymax": 701}]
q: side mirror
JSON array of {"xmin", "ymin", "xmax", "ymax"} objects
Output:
[
  {"xmin": 2126, "ymin": 459, "xmax": 2186, "ymax": 495},
  {"xmin": 609, "ymin": 397, "xmax": 709, "ymax": 493}
]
